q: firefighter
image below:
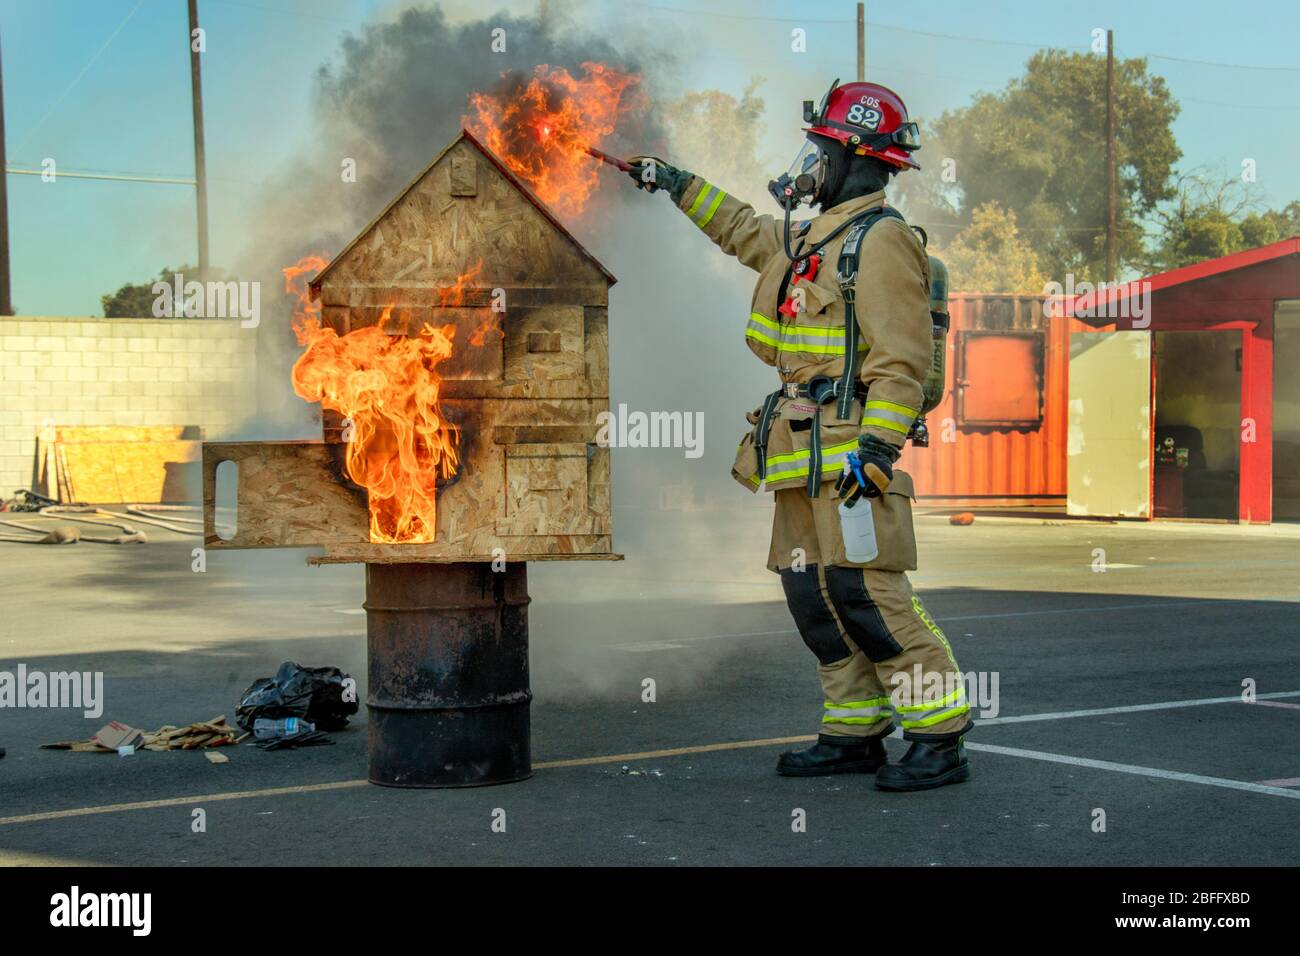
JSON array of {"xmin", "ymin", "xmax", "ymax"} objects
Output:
[{"xmin": 627, "ymin": 80, "xmax": 971, "ymax": 791}]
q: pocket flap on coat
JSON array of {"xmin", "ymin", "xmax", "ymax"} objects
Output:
[
  {"xmin": 887, "ymin": 470, "xmax": 916, "ymax": 500},
  {"xmin": 796, "ymin": 279, "xmax": 842, "ymax": 316}
]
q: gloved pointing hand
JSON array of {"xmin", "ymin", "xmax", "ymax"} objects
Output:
[
  {"xmin": 835, "ymin": 435, "xmax": 900, "ymax": 503},
  {"xmin": 627, "ymin": 156, "xmax": 693, "ymax": 204}
]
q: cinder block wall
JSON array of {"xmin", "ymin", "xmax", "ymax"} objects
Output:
[{"xmin": 0, "ymin": 317, "xmax": 257, "ymax": 498}]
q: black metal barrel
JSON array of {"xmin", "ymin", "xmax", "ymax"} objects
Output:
[{"xmin": 365, "ymin": 562, "xmax": 532, "ymax": 787}]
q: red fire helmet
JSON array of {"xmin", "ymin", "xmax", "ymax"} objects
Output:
[{"xmin": 803, "ymin": 80, "xmax": 921, "ymax": 170}]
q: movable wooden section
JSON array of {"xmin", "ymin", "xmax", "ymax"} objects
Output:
[{"xmin": 202, "ymin": 128, "xmax": 620, "ymax": 564}]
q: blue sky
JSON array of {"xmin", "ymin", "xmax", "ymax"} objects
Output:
[{"xmin": 3, "ymin": 0, "xmax": 1298, "ymax": 315}]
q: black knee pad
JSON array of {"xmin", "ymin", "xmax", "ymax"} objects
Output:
[
  {"xmin": 824, "ymin": 566, "xmax": 905, "ymax": 662},
  {"xmin": 780, "ymin": 566, "xmax": 851, "ymax": 666}
]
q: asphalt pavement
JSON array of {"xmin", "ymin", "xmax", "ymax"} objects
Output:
[{"xmin": 1, "ymin": 506, "xmax": 1297, "ymax": 866}]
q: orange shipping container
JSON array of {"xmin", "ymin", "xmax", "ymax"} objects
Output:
[{"xmin": 898, "ymin": 294, "xmax": 1069, "ymax": 504}]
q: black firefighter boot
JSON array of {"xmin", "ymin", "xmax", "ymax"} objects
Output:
[
  {"xmin": 777, "ymin": 734, "xmax": 888, "ymax": 777},
  {"xmin": 875, "ymin": 736, "xmax": 970, "ymax": 791}
]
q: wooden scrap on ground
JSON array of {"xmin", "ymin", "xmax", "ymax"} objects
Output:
[{"xmin": 44, "ymin": 715, "xmax": 243, "ymax": 753}]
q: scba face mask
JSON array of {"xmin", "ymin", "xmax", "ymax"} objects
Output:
[{"xmin": 768, "ymin": 139, "xmax": 827, "ymax": 210}]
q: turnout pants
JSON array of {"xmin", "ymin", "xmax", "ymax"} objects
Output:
[{"xmin": 770, "ymin": 484, "xmax": 972, "ymax": 742}]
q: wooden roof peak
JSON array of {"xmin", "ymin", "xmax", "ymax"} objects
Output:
[{"xmin": 309, "ymin": 127, "xmax": 616, "ymax": 291}]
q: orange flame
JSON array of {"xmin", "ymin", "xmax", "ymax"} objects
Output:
[
  {"xmin": 285, "ymin": 256, "xmax": 461, "ymax": 545},
  {"xmin": 437, "ymin": 260, "xmax": 482, "ymax": 306},
  {"xmin": 466, "ymin": 62, "xmax": 642, "ymax": 216}
]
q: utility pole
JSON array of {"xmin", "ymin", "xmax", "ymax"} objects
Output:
[
  {"xmin": 0, "ymin": 32, "xmax": 12, "ymax": 316},
  {"xmin": 188, "ymin": 0, "xmax": 210, "ymax": 277},
  {"xmin": 856, "ymin": 3, "xmax": 865, "ymax": 81},
  {"xmin": 1105, "ymin": 28, "xmax": 1117, "ymax": 283}
]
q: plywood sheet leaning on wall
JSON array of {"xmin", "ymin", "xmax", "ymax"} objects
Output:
[{"xmin": 37, "ymin": 425, "xmax": 202, "ymax": 504}]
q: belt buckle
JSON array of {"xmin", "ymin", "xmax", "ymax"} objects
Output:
[{"xmin": 783, "ymin": 383, "xmax": 800, "ymax": 399}]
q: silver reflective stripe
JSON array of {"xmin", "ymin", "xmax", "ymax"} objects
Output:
[
  {"xmin": 780, "ymin": 333, "xmax": 868, "ymax": 355},
  {"xmin": 762, "ymin": 441, "xmax": 857, "ymax": 480},
  {"xmin": 861, "ymin": 406, "xmax": 914, "ymax": 430},
  {"xmin": 823, "ymin": 705, "xmax": 893, "ymax": 721},
  {"xmin": 689, "ymin": 183, "xmax": 724, "ymax": 226},
  {"xmin": 897, "ymin": 689, "xmax": 970, "ymax": 728}
]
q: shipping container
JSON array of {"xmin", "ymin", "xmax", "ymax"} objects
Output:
[{"xmin": 898, "ymin": 293, "xmax": 1068, "ymax": 505}]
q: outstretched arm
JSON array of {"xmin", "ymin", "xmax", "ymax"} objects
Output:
[{"xmin": 627, "ymin": 157, "xmax": 782, "ymax": 273}]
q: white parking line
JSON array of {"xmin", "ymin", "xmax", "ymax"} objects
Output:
[
  {"xmin": 976, "ymin": 691, "xmax": 1300, "ymax": 725},
  {"xmin": 967, "ymin": 741, "xmax": 1300, "ymax": 801}
]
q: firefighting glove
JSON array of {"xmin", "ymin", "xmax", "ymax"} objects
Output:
[
  {"xmin": 627, "ymin": 156, "xmax": 693, "ymax": 204},
  {"xmin": 835, "ymin": 434, "xmax": 899, "ymax": 502}
]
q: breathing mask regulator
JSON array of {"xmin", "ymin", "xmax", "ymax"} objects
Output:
[
  {"xmin": 767, "ymin": 85, "xmax": 841, "ymax": 263},
  {"xmin": 767, "ymin": 138, "xmax": 827, "ymax": 213}
]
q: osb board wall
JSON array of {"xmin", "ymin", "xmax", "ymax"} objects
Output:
[
  {"xmin": 316, "ymin": 137, "xmax": 610, "ymax": 313},
  {"xmin": 313, "ymin": 304, "xmax": 608, "ymax": 399},
  {"xmin": 204, "ymin": 397, "xmax": 613, "ymax": 561}
]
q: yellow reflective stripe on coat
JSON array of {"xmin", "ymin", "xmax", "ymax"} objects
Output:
[
  {"xmin": 688, "ymin": 182, "xmax": 727, "ymax": 227},
  {"xmin": 747, "ymin": 438, "xmax": 858, "ymax": 486},
  {"xmin": 896, "ymin": 685, "xmax": 970, "ymax": 729},
  {"xmin": 862, "ymin": 399, "xmax": 917, "ymax": 435},
  {"xmin": 823, "ymin": 697, "xmax": 893, "ymax": 724},
  {"xmin": 746, "ymin": 312, "xmax": 869, "ymax": 356}
]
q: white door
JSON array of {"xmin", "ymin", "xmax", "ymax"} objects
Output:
[{"xmin": 1068, "ymin": 331, "xmax": 1151, "ymax": 517}]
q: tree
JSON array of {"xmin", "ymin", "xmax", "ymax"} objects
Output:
[
  {"xmin": 1242, "ymin": 200, "xmax": 1300, "ymax": 247},
  {"xmin": 906, "ymin": 49, "xmax": 1181, "ymax": 282},
  {"xmin": 101, "ymin": 264, "xmax": 200, "ymax": 317},
  {"xmin": 940, "ymin": 202, "xmax": 1049, "ymax": 294},
  {"xmin": 662, "ymin": 79, "xmax": 768, "ymax": 202},
  {"xmin": 1147, "ymin": 175, "xmax": 1300, "ymax": 271}
]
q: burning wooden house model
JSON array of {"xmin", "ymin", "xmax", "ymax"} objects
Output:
[{"xmin": 202, "ymin": 129, "xmax": 620, "ymax": 787}]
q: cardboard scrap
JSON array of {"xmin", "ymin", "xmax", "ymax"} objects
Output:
[
  {"xmin": 91, "ymin": 722, "xmax": 144, "ymax": 751},
  {"xmin": 43, "ymin": 716, "xmax": 245, "ymax": 753}
]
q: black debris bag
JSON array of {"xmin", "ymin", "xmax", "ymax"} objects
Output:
[{"xmin": 236, "ymin": 661, "xmax": 359, "ymax": 733}]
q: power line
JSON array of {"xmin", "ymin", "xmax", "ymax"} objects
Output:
[
  {"xmin": 630, "ymin": 2, "xmax": 1300, "ymax": 72},
  {"xmin": 1145, "ymin": 51, "xmax": 1300, "ymax": 73},
  {"xmin": 5, "ymin": 166, "xmax": 196, "ymax": 186}
]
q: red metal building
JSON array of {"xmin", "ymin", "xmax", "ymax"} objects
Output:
[{"xmin": 1066, "ymin": 238, "xmax": 1300, "ymax": 524}]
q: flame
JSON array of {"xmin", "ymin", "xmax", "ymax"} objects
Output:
[
  {"xmin": 437, "ymin": 260, "xmax": 482, "ymax": 307},
  {"xmin": 466, "ymin": 62, "xmax": 642, "ymax": 216},
  {"xmin": 285, "ymin": 255, "xmax": 461, "ymax": 545}
]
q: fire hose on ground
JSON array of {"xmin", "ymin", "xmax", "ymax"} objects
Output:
[{"xmin": 0, "ymin": 493, "xmax": 234, "ymax": 545}]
